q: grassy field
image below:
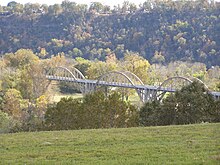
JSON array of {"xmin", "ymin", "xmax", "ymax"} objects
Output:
[
  {"xmin": 51, "ymin": 92, "xmax": 143, "ymax": 107},
  {"xmin": 1, "ymin": 123, "xmax": 220, "ymax": 164},
  {"xmin": 47, "ymin": 81, "xmax": 143, "ymax": 105},
  {"xmin": 51, "ymin": 93, "xmax": 83, "ymax": 102}
]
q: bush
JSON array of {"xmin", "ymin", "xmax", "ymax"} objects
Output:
[
  {"xmin": 0, "ymin": 111, "xmax": 13, "ymax": 133},
  {"xmin": 45, "ymin": 91, "xmax": 138, "ymax": 130},
  {"xmin": 139, "ymin": 101, "xmax": 161, "ymax": 126}
]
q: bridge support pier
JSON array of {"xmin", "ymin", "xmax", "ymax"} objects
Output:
[
  {"xmin": 83, "ymin": 83, "xmax": 96, "ymax": 94},
  {"xmin": 139, "ymin": 88, "xmax": 157, "ymax": 103}
]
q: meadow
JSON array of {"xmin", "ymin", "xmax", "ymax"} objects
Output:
[{"xmin": 0, "ymin": 123, "xmax": 220, "ymax": 164}]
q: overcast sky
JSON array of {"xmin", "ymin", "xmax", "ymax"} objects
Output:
[{"xmin": 0, "ymin": 0, "xmax": 149, "ymax": 7}]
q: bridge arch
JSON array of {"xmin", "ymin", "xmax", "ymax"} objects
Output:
[
  {"xmin": 44, "ymin": 67, "xmax": 220, "ymax": 102},
  {"xmin": 158, "ymin": 76, "xmax": 193, "ymax": 90},
  {"xmin": 46, "ymin": 66, "xmax": 77, "ymax": 80},
  {"xmin": 190, "ymin": 77, "xmax": 209, "ymax": 91},
  {"xmin": 46, "ymin": 66, "xmax": 86, "ymax": 93},
  {"xmin": 120, "ymin": 71, "xmax": 144, "ymax": 85},
  {"xmin": 71, "ymin": 67, "xmax": 86, "ymax": 80},
  {"xmin": 154, "ymin": 76, "xmax": 193, "ymax": 101},
  {"xmin": 95, "ymin": 71, "xmax": 143, "ymax": 101},
  {"xmin": 96, "ymin": 71, "xmax": 137, "ymax": 87}
]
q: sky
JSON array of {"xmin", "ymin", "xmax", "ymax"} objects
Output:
[
  {"xmin": 1, "ymin": 0, "xmax": 220, "ymax": 8},
  {"xmin": 0, "ymin": 0, "xmax": 148, "ymax": 7}
]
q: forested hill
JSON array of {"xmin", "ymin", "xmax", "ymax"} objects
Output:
[{"xmin": 0, "ymin": 0, "xmax": 220, "ymax": 66}]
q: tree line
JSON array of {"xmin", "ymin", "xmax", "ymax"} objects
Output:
[
  {"xmin": 0, "ymin": 0, "xmax": 220, "ymax": 66},
  {"xmin": 45, "ymin": 82, "xmax": 220, "ymax": 131},
  {"xmin": 0, "ymin": 49, "xmax": 219, "ymax": 133},
  {"xmin": 2, "ymin": 81, "xmax": 219, "ymax": 133}
]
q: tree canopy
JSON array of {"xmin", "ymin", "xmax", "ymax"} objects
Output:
[
  {"xmin": 45, "ymin": 91, "xmax": 138, "ymax": 130},
  {"xmin": 140, "ymin": 81, "xmax": 220, "ymax": 126},
  {"xmin": 0, "ymin": 0, "xmax": 220, "ymax": 66}
]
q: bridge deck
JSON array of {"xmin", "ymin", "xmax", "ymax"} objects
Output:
[{"xmin": 46, "ymin": 75, "xmax": 220, "ymax": 98}]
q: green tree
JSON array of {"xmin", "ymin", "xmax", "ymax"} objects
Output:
[
  {"xmin": 104, "ymin": 92, "xmax": 138, "ymax": 128},
  {"xmin": 24, "ymin": 3, "xmax": 40, "ymax": 15},
  {"xmin": 2, "ymin": 89, "xmax": 26, "ymax": 120},
  {"xmin": 48, "ymin": 4, "xmax": 63, "ymax": 15},
  {"xmin": 89, "ymin": 2, "xmax": 104, "ymax": 13},
  {"xmin": 74, "ymin": 57, "xmax": 91, "ymax": 77},
  {"xmin": 121, "ymin": 52, "xmax": 150, "ymax": 83},
  {"xmin": 0, "ymin": 111, "xmax": 14, "ymax": 133},
  {"xmin": 4, "ymin": 49, "xmax": 39, "ymax": 68},
  {"xmin": 86, "ymin": 61, "xmax": 117, "ymax": 79},
  {"xmin": 45, "ymin": 97, "xmax": 83, "ymax": 130},
  {"xmin": 7, "ymin": 1, "xmax": 18, "ymax": 8},
  {"xmin": 211, "ymin": 100, "xmax": 220, "ymax": 122},
  {"xmin": 35, "ymin": 95, "xmax": 48, "ymax": 119},
  {"xmin": 45, "ymin": 91, "xmax": 138, "ymax": 130},
  {"xmin": 82, "ymin": 91, "xmax": 106, "ymax": 129},
  {"xmin": 161, "ymin": 81, "xmax": 214, "ymax": 125},
  {"xmin": 151, "ymin": 51, "xmax": 165, "ymax": 64},
  {"xmin": 61, "ymin": 0, "xmax": 77, "ymax": 13},
  {"xmin": 7, "ymin": 1, "xmax": 24, "ymax": 13},
  {"xmin": 139, "ymin": 101, "xmax": 161, "ymax": 126},
  {"xmin": 68, "ymin": 48, "xmax": 83, "ymax": 58},
  {"xmin": 140, "ymin": 81, "xmax": 216, "ymax": 126},
  {"xmin": 3, "ymin": 49, "xmax": 47, "ymax": 100}
]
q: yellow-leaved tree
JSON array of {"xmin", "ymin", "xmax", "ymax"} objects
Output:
[
  {"xmin": 120, "ymin": 51, "xmax": 151, "ymax": 83},
  {"xmin": 3, "ymin": 89, "xmax": 28, "ymax": 120},
  {"xmin": 35, "ymin": 95, "xmax": 49, "ymax": 119}
]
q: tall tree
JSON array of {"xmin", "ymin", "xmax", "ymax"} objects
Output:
[
  {"xmin": 140, "ymin": 81, "xmax": 216, "ymax": 126},
  {"xmin": 121, "ymin": 52, "xmax": 151, "ymax": 83},
  {"xmin": 2, "ymin": 89, "xmax": 27, "ymax": 120}
]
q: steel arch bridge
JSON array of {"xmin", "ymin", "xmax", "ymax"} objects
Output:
[{"xmin": 45, "ymin": 66, "xmax": 220, "ymax": 102}]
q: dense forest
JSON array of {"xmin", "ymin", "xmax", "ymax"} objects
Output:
[{"xmin": 0, "ymin": 0, "xmax": 220, "ymax": 66}]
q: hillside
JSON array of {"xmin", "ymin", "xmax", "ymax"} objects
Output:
[
  {"xmin": 0, "ymin": 1, "xmax": 220, "ymax": 66},
  {"xmin": 0, "ymin": 123, "xmax": 220, "ymax": 164}
]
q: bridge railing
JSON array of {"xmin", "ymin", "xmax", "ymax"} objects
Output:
[{"xmin": 45, "ymin": 66, "xmax": 220, "ymax": 102}]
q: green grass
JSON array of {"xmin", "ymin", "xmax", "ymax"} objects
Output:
[
  {"xmin": 51, "ymin": 93, "xmax": 83, "ymax": 102},
  {"xmin": 51, "ymin": 92, "xmax": 143, "ymax": 106},
  {"xmin": 1, "ymin": 123, "xmax": 220, "ymax": 164},
  {"xmin": 47, "ymin": 82, "xmax": 84, "ymax": 103},
  {"xmin": 48, "ymin": 82, "xmax": 143, "ymax": 105}
]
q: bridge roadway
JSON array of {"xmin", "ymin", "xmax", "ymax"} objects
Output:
[{"xmin": 46, "ymin": 75, "xmax": 220, "ymax": 100}]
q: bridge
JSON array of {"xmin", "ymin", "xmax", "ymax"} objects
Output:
[{"xmin": 45, "ymin": 66, "xmax": 220, "ymax": 103}]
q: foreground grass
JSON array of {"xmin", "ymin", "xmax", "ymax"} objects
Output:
[{"xmin": 0, "ymin": 123, "xmax": 220, "ymax": 164}]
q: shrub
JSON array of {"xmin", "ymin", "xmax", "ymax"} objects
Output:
[
  {"xmin": 0, "ymin": 111, "xmax": 13, "ymax": 133},
  {"xmin": 45, "ymin": 91, "xmax": 138, "ymax": 130}
]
